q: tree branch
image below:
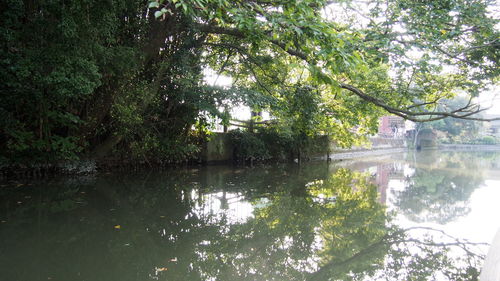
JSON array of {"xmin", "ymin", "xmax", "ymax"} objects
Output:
[
  {"xmin": 196, "ymin": 24, "xmax": 310, "ymax": 61},
  {"xmin": 197, "ymin": 24, "xmax": 496, "ymax": 123},
  {"xmin": 340, "ymin": 83, "xmax": 500, "ymax": 122}
]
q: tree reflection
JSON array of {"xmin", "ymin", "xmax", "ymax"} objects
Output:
[
  {"xmin": 0, "ymin": 164, "xmax": 485, "ymax": 281},
  {"xmin": 391, "ymin": 151, "xmax": 490, "ymax": 224}
]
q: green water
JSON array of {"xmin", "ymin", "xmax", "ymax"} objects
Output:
[{"xmin": 1, "ymin": 150, "xmax": 499, "ymax": 281}]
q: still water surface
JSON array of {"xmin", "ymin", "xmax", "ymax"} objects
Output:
[{"xmin": 1, "ymin": 150, "xmax": 499, "ymax": 280}]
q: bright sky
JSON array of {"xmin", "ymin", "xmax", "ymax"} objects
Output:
[{"xmin": 479, "ymin": 87, "xmax": 500, "ymax": 116}]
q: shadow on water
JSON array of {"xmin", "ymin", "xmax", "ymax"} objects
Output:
[{"xmin": 0, "ymin": 159, "xmax": 489, "ymax": 281}]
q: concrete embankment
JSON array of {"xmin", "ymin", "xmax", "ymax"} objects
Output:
[
  {"xmin": 325, "ymin": 147, "xmax": 408, "ymax": 161},
  {"xmin": 325, "ymin": 143, "xmax": 500, "ymax": 161},
  {"xmin": 439, "ymin": 144, "xmax": 500, "ymax": 151},
  {"xmin": 320, "ymin": 137, "xmax": 407, "ymax": 161}
]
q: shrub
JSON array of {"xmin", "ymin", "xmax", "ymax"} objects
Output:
[{"xmin": 228, "ymin": 130, "xmax": 271, "ymax": 162}]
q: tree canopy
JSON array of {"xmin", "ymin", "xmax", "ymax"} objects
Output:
[{"xmin": 1, "ymin": 0, "xmax": 498, "ymax": 163}]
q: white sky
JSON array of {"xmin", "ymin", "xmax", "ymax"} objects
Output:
[{"xmin": 479, "ymin": 87, "xmax": 500, "ymax": 116}]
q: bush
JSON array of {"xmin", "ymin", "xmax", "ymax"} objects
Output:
[
  {"xmin": 476, "ymin": 136, "xmax": 498, "ymax": 145},
  {"xmin": 228, "ymin": 130, "xmax": 271, "ymax": 162},
  {"xmin": 228, "ymin": 127, "xmax": 328, "ymax": 163}
]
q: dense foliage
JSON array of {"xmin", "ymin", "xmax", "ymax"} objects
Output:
[
  {"xmin": 1, "ymin": 0, "xmax": 498, "ymax": 165},
  {"xmin": 229, "ymin": 127, "xmax": 329, "ymax": 163}
]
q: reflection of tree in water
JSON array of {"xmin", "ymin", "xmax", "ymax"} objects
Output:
[
  {"xmin": 392, "ymin": 151, "xmax": 486, "ymax": 224},
  {"xmin": 0, "ymin": 166, "xmax": 485, "ymax": 281}
]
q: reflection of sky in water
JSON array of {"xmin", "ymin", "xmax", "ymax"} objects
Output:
[
  {"xmin": 387, "ymin": 177, "xmax": 500, "ymax": 246},
  {"xmin": 191, "ymin": 191, "xmax": 255, "ymax": 224},
  {"xmin": 351, "ymin": 153, "xmax": 500, "ymax": 281},
  {"xmin": 351, "ymin": 152, "xmax": 500, "ymax": 262},
  {"xmin": 387, "ymin": 181, "xmax": 500, "ymax": 280}
]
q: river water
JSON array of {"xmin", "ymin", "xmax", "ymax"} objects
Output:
[{"xmin": 1, "ymin": 150, "xmax": 499, "ymax": 281}]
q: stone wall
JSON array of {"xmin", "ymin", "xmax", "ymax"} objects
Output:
[{"xmin": 201, "ymin": 133, "xmax": 233, "ymax": 163}]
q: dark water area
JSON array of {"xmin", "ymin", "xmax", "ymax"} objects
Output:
[{"xmin": 1, "ymin": 150, "xmax": 499, "ymax": 281}]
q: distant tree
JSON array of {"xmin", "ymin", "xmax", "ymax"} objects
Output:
[{"xmin": 420, "ymin": 97, "xmax": 485, "ymax": 143}]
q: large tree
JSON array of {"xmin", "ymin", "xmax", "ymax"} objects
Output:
[{"xmin": 1, "ymin": 0, "xmax": 498, "ymax": 164}]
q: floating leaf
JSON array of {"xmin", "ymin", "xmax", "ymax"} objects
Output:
[{"xmin": 156, "ymin": 267, "xmax": 168, "ymax": 272}]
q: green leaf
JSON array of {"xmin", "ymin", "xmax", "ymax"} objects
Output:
[{"xmin": 148, "ymin": 1, "xmax": 159, "ymax": 8}]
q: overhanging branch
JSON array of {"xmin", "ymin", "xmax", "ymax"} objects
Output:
[
  {"xmin": 340, "ymin": 83, "xmax": 500, "ymax": 122},
  {"xmin": 196, "ymin": 23, "xmax": 497, "ymax": 122},
  {"xmin": 196, "ymin": 24, "xmax": 310, "ymax": 61}
]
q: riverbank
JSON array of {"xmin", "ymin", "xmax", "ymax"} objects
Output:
[
  {"xmin": 327, "ymin": 144, "xmax": 500, "ymax": 161},
  {"xmin": 439, "ymin": 144, "xmax": 500, "ymax": 151},
  {"xmin": 4, "ymin": 143, "xmax": 499, "ymax": 180},
  {"xmin": 320, "ymin": 147, "xmax": 408, "ymax": 161}
]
